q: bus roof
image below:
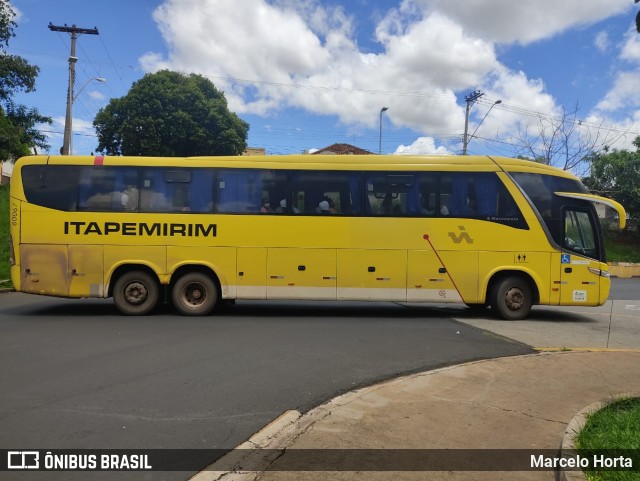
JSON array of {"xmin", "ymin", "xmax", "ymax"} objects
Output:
[{"xmin": 14, "ymin": 154, "xmax": 580, "ymax": 180}]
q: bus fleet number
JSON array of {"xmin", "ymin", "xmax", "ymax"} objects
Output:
[{"xmin": 11, "ymin": 203, "xmax": 18, "ymax": 226}]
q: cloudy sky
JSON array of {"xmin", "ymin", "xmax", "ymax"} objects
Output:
[{"xmin": 7, "ymin": 0, "xmax": 640, "ymax": 161}]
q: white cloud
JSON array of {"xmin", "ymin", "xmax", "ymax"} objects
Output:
[
  {"xmin": 592, "ymin": 33, "xmax": 640, "ymax": 119},
  {"xmin": 140, "ymin": 0, "xmax": 634, "ymax": 154},
  {"xmin": 595, "ymin": 71, "xmax": 640, "ymax": 112},
  {"xmin": 141, "ymin": 0, "xmax": 499, "ymax": 135},
  {"xmin": 594, "ymin": 31, "xmax": 610, "ymax": 53},
  {"xmin": 413, "ymin": 0, "xmax": 630, "ymax": 45},
  {"xmin": 46, "ymin": 116, "xmax": 98, "ymax": 155},
  {"xmin": 394, "ymin": 137, "xmax": 452, "ymax": 155},
  {"xmin": 9, "ymin": 2, "xmax": 23, "ymax": 23},
  {"xmin": 88, "ymin": 90, "xmax": 106, "ymax": 101},
  {"xmin": 376, "ymin": 11, "xmax": 497, "ymax": 90},
  {"xmin": 587, "ymin": 33, "xmax": 640, "ymax": 149},
  {"xmin": 620, "ymin": 32, "xmax": 640, "ymax": 64}
]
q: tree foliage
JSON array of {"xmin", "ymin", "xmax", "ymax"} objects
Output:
[
  {"xmin": 94, "ymin": 70, "xmax": 249, "ymax": 156},
  {"xmin": 584, "ymin": 136, "xmax": 640, "ymax": 220},
  {"xmin": 0, "ymin": 0, "xmax": 50, "ymax": 159}
]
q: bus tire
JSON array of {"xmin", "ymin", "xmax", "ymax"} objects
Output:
[
  {"xmin": 490, "ymin": 276, "xmax": 532, "ymax": 320},
  {"xmin": 171, "ymin": 272, "xmax": 218, "ymax": 316},
  {"xmin": 113, "ymin": 271, "xmax": 159, "ymax": 316}
]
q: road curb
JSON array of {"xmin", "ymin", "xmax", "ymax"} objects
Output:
[
  {"xmin": 188, "ymin": 352, "xmax": 548, "ymax": 480},
  {"xmin": 188, "ymin": 410, "xmax": 302, "ymax": 481},
  {"xmin": 560, "ymin": 392, "xmax": 640, "ymax": 481}
]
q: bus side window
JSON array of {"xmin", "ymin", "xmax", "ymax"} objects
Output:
[
  {"xmin": 367, "ymin": 174, "xmax": 413, "ymax": 216},
  {"xmin": 78, "ymin": 167, "xmax": 138, "ymax": 212},
  {"xmin": 441, "ymin": 174, "xmax": 470, "ymax": 216},
  {"xmin": 21, "ymin": 165, "xmax": 79, "ymax": 211},
  {"xmin": 417, "ymin": 174, "xmax": 437, "ymax": 216},
  {"xmin": 291, "ymin": 171, "xmax": 361, "ymax": 216},
  {"xmin": 216, "ymin": 169, "xmax": 287, "ymax": 214},
  {"xmin": 138, "ymin": 169, "xmax": 213, "ymax": 213}
]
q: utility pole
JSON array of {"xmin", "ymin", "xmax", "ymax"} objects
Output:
[
  {"xmin": 379, "ymin": 107, "xmax": 388, "ymax": 155},
  {"xmin": 462, "ymin": 90, "xmax": 483, "ymax": 155},
  {"xmin": 48, "ymin": 23, "xmax": 99, "ymax": 155}
]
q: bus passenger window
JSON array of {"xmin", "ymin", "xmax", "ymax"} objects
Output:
[
  {"xmin": 21, "ymin": 165, "xmax": 80, "ymax": 211},
  {"xmin": 78, "ymin": 167, "xmax": 138, "ymax": 212},
  {"xmin": 139, "ymin": 168, "xmax": 213, "ymax": 213},
  {"xmin": 217, "ymin": 169, "xmax": 287, "ymax": 214},
  {"xmin": 366, "ymin": 174, "xmax": 414, "ymax": 216},
  {"xmin": 260, "ymin": 199, "xmax": 274, "ymax": 213},
  {"xmin": 120, "ymin": 184, "xmax": 139, "ymax": 211},
  {"xmin": 291, "ymin": 171, "xmax": 361, "ymax": 216},
  {"xmin": 417, "ymin": 174, "xmax": 437, "ymax": 216}
]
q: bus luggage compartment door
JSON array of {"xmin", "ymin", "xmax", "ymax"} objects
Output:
[
  {"xmin": 407, "ymin": 250, "xmax": 462, "ymax": 303},
  {"xmin": 68, "ymin": 245, "xmax": 105, "ymax": 298},
  {"xmin": 337, "ymin": 249, "xmax": 407, "ymax": 301},
  {"xmin": 20, "ymin": 244, "xmax": 69, "ymax": 297},
  {"xmin": 267, "ymin": 248, "xmax": 337, "ymax": 300}
]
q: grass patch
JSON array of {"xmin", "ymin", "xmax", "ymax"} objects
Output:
[
  {"xmin": 604, "ymin": 229, "xmax": 640, "ymax": 263},
  {"xmin": 0, "ymin": 184, "xmax": 11, "ymax": 286},
  {"xmin": 575, "ymin": 397, "xmax": 640, "ymax": 481}
]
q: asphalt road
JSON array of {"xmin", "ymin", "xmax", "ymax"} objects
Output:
[
  {"xmin": 0, "ymin": 278, "xmax": 635, "ymax": 480},
  {"xmin": 609, "ymin": 276, "xmax": 640, "ymax": 299},
  {"xmin": 0, "ymin": 293, "xmax": 533, "ymax": 481}
]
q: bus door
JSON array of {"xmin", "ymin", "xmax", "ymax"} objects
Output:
[{"xmin": 557, "ymin": 207, "xmax": 601, "ymax": 306}]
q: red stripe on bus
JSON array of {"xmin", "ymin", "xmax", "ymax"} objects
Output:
[{"xmin": 94, "ymin": 156, "xmax": 104, "ymax": 165}]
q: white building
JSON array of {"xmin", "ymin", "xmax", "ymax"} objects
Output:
[{"xmin": 0, "ymin": 161, "xmax": 13, "ymax": 184}]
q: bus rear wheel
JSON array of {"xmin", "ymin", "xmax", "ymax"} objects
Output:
[
  {"xmin": 490, "ymin": 276, "xmax": 532, "ymax": 320},
  {"xmin": 172, "ymin": 272, "xmax": 218, "ymax": 316},
  {"xmin": 113, "ymin": 271, "xmax": 159, "ymax": 315}
]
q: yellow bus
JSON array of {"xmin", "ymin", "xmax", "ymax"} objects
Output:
[{"xmin": 8, "ymin": 154, "xmax": 626, "ymax": 320}]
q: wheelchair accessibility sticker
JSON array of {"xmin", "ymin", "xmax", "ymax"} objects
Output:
[{"xmin": 561, "ymin": 254, "xmax": 571, "ymax": 264}]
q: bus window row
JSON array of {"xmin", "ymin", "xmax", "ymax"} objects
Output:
[{"xmin": 21, "ymin": 165, "xmax": 526, "ymax": 227}]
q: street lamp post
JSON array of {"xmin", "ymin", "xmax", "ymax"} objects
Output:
[
  {"xmin": 62, "ymin": 76, "xmax": 106, "ymax": 155},
  {"xmin": 379, "ymin": 107, "xmax": 388, "ymax": 155}
]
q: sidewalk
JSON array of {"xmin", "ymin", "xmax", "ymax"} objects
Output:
[
  {"xmin": 197, "ymin": 351, "xmax": 640, "ymax": 481},
  {"xmin": 193, "ymin": 299, "xmax": 640, "ymax": 481}
]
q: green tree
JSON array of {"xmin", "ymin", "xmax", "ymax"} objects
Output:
[
  {"xmin": 94, "ymin": 70, "xmax": 249, "ymax": 156},
  {"xmin": 584, "ymin": 136, "xmax": 640, "ymax": 220},
  {"xmin": 0, "ymin": 0, "xmax": 51, "ymax": 159}
]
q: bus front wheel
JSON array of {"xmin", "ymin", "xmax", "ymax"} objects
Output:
[
  {"xmin": 113, "ymin": 271, "xmax": 159, "ymax": 315},
  {"xmin": 490, "ymin": 276, "xmax": 532, "ymax": 320},
  {"xmin": 171, "ymin": 272, "xmax": 218, "ymax": 316}
]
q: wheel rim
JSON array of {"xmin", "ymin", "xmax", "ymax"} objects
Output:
[
  {"xmin": 124, "ymin": 281, "xmax": 148, "ymax": 305},
  {"xmin": 181, "ymin": 282, "xmax": 208, "ymax": 308},
  {"xmin": 504, "ymin": 286, "xmax": 525, "ymax": 311}
]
